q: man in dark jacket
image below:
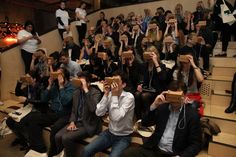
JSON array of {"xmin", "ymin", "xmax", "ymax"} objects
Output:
[
  {"xmin": 123, "ymin": 81, "xmax": 202, "ymax": 157},
  {"xmin": 49, "ymin": 71, "xmax": 102, "ymax": 157},
  {"xmin": 63, "ymin": 36, "xmax": 81, "ymax": 61}
]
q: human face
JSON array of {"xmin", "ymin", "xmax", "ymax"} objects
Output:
[
  {"xmin": 25, "ymin": 25, "xmax": 33, "ymax": 32},
  {"xmin": 100, "ymin": 12, "xmax": 105, "ymax": 19},
  {"xmin": 60, "ymin": 56, "xmax": 69, "ymax": 64},
  {"xmin": 60, "ymin": 2, "xmax": 66, "ymax": 9},
  {"xmin": 81, "ymin": 3, "xmax": 86, "ymax": 9}
]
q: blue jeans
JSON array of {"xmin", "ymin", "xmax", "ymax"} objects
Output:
[{"xmin": 82, "ymin": 130, "xmax": 131, "ymax": 157}]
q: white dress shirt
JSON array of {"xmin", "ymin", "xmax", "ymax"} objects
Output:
[{"xmin": 96, "ymin": 91, "xmax": 135, "ymax": 136}]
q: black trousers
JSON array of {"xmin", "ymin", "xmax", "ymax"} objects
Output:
[
  {"xmin": 6, "ymin": 117, "xmax": 29, "ymax": 144},
  {"xmin": 221, "ymin": 23, "xmax": 231, "ymax": 52},
  {"xmin": 231, "ymin": 73, "xmax": 236, "ymax": 104},
  {"xmin": 122, "ymin": 146, "xmax": 173, "ymax": 157},
  {"xmin": 76, "ymin": 23, "xmax": 87, "ymax": 46},
  {"xmin": 52, "ymin": 124, "xmax": 88, "ymax": 157},
  {"xmin": 21, "ymin": 49, "xmax": 33, "ymax": 74},
  {"xmin": 25, "ymin": 111, "xmax": 67, "ymax": 153},
  {"xmin": 48, "ymin": 115, "xmax": 70, "ymax": 157},
  {"xmin": 58, "ymin": 29, "xmax": 66, "ymax": 40}
]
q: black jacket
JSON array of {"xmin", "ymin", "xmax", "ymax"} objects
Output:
[
  {"xmin": 69, "ymin": 86, "xmax": 102, "ymax": 136},
  {"xmin": 142, "ymin": 104, "xmax": 202, "ymax": 157},
  {"xmin": 64, "ymin": 43, "xmax": 81, "ymax": 61}
]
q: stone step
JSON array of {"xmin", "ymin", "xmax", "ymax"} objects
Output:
[
  {"xmin": 204, "ymin": 104, "xmax": 236, "ymax": 121},
  {"xmin": 212, "ymin": 81, "xmax": 232, "ymax": 93},
  {"xmin": 207, "ymin": 117, "xmax": 236, "ymax": 135},
  {"xmin": 211, "ymin": 94, "xmax": 231, "ymax": 107},
  {"xmin": 214, "ymin": 41, "xmax": 236, "ymax": 49},
  {"xmin": 207, "ymin": 75, "xmax": 233, "ymax": 82},
  {"xmin": 211, "ymin": 67, "xmax": 236, "ymax": 78},
  {"xmin": 208, "ymin": 142, "xmax": 236, "ymax": 157},
  {"xmin": 213, "ymin": 132, "xmax": 236, "ymax": 147},
  {"xmin": 213, "ymin": 48, "xmax": 236, "ymax": 57},
  {"xmin": 210, "ymin": 57, "xmax": 236, "ymax": 68},
  {"xmin": 213, "ymin": 90, "xmax": 231, "ymax": 97}
]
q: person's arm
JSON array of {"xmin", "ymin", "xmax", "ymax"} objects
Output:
[
  {"xmin": 174, "ymin": 21, "xmax": 179, "ymax": 37},
  {"xmin": 15, "ymin": 81, "xmax": 24, "ymax": 96},
  {"xmin": 109, "ymin": 93, "xmax": 134, "ymax": 122},
  {"xmin": 156, "ymin": 26, "xmax": 162, "ymax": 41},
  {"xmin": 188, "ymin": 55, "xmax": 204, "ymax": 82},
  {"xmin": 84, "ymin": 87, "xmax": 102, "ymax": 112},
  {"xmin": 69, "ymin": 89, "xmax": 79, "ymax": 122},
  {"xmin": 56, "ymin": 17, "xmax": 65, "ymax": 26},
  {"xmin": 96, "ymin": 93, "xmax": 110, "ymax": 116},
  {"xmin": 30, "ymin": 55, "xmax": 37, "ymax": 71},
  {"xmin": 164, "ymin": 23, "xmax": 170, "ymax": 36},
  {"xmin": 178, "ymin": 111, "xmax": 202, "ymax": 157},
  {"xmin": 59, "ymin": 83, "xmax": 74, "ymax": 107}
]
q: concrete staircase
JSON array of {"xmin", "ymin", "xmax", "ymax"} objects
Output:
[{"xmin": 201, "ymin": 41, "xmax": 236, "ymax": 157}]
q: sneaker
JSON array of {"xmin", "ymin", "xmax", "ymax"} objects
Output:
[{"xmin": 24, "ymin": 149, "xmax": 48, "ymax": 157}]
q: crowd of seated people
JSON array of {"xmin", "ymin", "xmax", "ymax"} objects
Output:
[{"xmin": 9, "ymin": 0, "xmax": 236, "ymax": 156}]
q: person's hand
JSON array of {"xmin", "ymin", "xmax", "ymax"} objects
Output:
[
  {"xmin": 18, "ymin": 96, "xmax": 27, "ymax": 103},
  {"xmin": 103, "ymin": 81, "xmax": 111, "ymax": 97},
  {"xmin": 137, "ymin": 84, "xmax": 143, "ymax": 92},
  {"xmin": 150, "ymin": 52, "xmax": 159, "ymax": 67},
  {"xmin": 47, "ymin": 77, "xmax": 54, "ymax": 90},
  {"xmin": 48, "ymin": 58, "xmax": 53, "ymax": 66},
  {"xmin": 80, "ymin": 78, "xmax": 89, "ymax": 93},
  {"xmin": 65, "ymin": 25, "xmax": 70, "ymax": 32},
  {"xmin": 186, "ymin": 55, "xmax": 197, "ymax": 68},
  {"xmin": 58, "ymin": 74, "xmax": 64, "ymax": 88},
  {"xmin": 67, "ymin": 122, "xmax": 77, "ymax": 131},
  {"xmin": 128, "ymin": 55, "xmax": 135, "ymax": 66},
  {"xmin": 151, "ymin": 91, "xmax": 168, "ymax": 108},
  {"xmin": 32, "ymin": 54, "xmax": 37, "ymax": 61},
  {"xmin": 111, "ymin": 82, "xmax": 120, "ymax": 96}
]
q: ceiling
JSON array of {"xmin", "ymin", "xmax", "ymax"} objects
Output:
[{"xmin": 4, "ymin": 0, "xmax": 93, "ymax": 12}]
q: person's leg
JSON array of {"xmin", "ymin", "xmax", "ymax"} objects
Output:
[
  {"xmin": 134, "ymin": 91, "xmax": 143, "ymax": 120},
  {"xmin": 76, "ymin": 25, "xmax": 83, "ymax": 46},
  {"xmin": 201, "ymin": 46, "xmax": 210, "ymax": 71},
  {"xmin": 62, "ymin": 126, "xmax": 89, "ymax": 157},
  {"xmin": 82, "ymin": 130, "xmax": 113, "ymax": 157},
  {"xmin": 21, "ymin": 49, "xmax": 32, "ymax": 73},
  {"xmin": 48, "ymin": 115, "xmax": 69, "ymax": 157},
  {"xmin": 122, "ymin": 146, "xmax": 157, "ymax": 157},
  {"xmin": 26, "ymin": 112, "xmax": 60, "ymax": 153},
  {"xmin": 225, "ymin": 73, "xmax": 236, "ymax": 113},
  {"xmin": 110, "ymin": 135, "xmax": 131, "ymax": 157},
  {"xmin": 221, "ymin": 24, "xmax": 231, "ymax": 55},
  {"xmin": 80, "ymin": 23, "xmax": 87, "ymax": 43},
  {"xmin": 58, "ymin": 29, "xmax": 65, "ymax": 40}
]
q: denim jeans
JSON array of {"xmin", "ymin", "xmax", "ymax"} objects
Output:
[{"xmin": 82, "ymin": 130, "xmax": 131, "ymax": 157}]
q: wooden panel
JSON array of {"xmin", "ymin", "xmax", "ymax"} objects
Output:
[
  {"xmin": 212, "ymin": 67, "xmax": 236, "ymax": 78},
  {"xmin": 205, "ymin": 105, "xmax": 236, "ymax": 121},
  {"xmin": 213, "ymin": 132, "xmax": 236, "ymax": 147},
  {"xmin": 211, "ymin": 94, "xmax": 231, "ymax": 107},
  {"xmin": 210, "ymin": 57, "xmax": 236, "ymax": 68},
  {"xmin": 214, "ymin": 42, "xmax": 236, "ymax": 49},
  {"xmin": 209, "ymin": 117, "xmax": 236, "ymax": 135},
  {"xmin": 207, "ymin": 76, "xmax": 233, "ymax": 82},
  {"xmin": 212, "ymin": 81, "xmax": 232, "ymax": 93},
  {"xmin": 208, "ymin": 142, "xmax": 236, "ymax": 157}
]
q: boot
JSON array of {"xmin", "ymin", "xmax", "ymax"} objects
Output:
[{"xmin": 225, "ymin": 101, "xmax": 236, "ymax": 113}]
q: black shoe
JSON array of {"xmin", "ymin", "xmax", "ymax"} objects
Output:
[
  {"xmin": 215, "ymin": 53, "xmax": 227, "ymax": 57},
  {"xmin": 11, "ymin": 138, "xmax": 21, "ymax": 147},
  {"xmin": 225, "ymin": 103, "xmax": 236, "ymax": 113}
]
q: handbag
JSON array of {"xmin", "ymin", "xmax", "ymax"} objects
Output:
[
  {"xmin": 8, "ymin": 104, "xmax": 33, "ymax": 122},
  {"xmin": 220, "ymin": 0, "xmax": 236, "ymax": 25}
]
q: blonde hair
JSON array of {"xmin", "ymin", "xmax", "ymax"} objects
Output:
[{"xmin": 147, "ymin": 46, "xmax": 160, "ymax": 62}]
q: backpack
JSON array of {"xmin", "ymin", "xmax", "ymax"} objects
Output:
[{"xmin": 200, "ymin": 117, "xmax": 221, "ymax": 148}]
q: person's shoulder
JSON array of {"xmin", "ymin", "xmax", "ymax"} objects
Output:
[
  {"xmin": 75, "ymin": 8, "xmax": 82, "ymax": 12},
  {"xmin": 123, "ymin": 91, "xmax": 134, "ymax": 99}
]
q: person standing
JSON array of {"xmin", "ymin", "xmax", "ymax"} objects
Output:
[
  {"xmin": 75, "ymin": 2, "xmax": 89, "ymax": 46},
  {"xmin": 56, "ymin": 1, "xmax": 70, "ymax": 40},
  {"xmin": 17, "ymin": 20, "xmax": 41, "ymax": 74}
]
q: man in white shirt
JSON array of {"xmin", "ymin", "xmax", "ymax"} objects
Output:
[
  {"xmin": 56, "ymin": 1, "xmax": 70, "ymax": 40},
  {"xmin": 82, "ymin": 72, "xmax": 135, "ymax": 157}
]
